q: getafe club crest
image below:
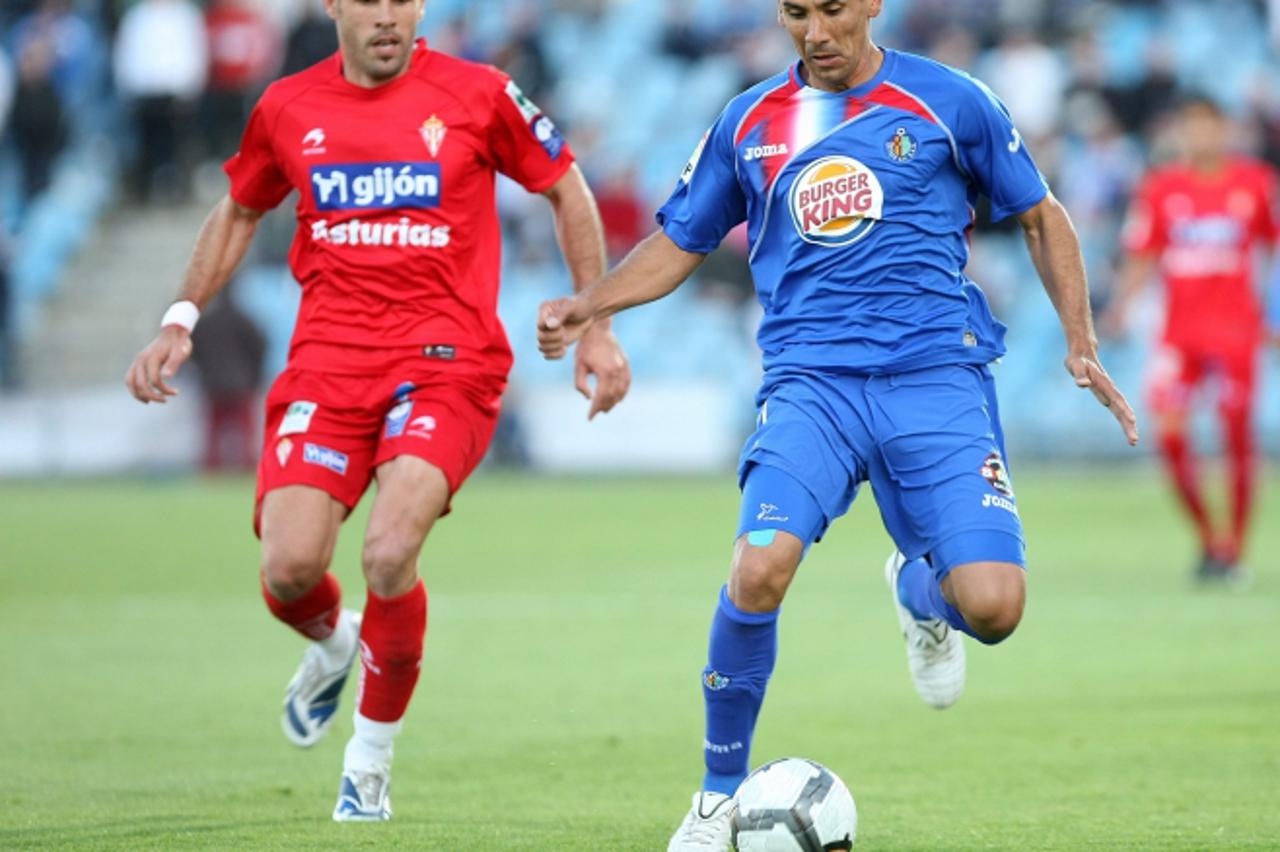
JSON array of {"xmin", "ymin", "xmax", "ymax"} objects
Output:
[
  {"xmin": 886, "ymin": 127, "xmax": 918, "ymax": 162},
  {"xmin": 704, "ymin": 671, "xmax": 731, "ymax": 691},
  {"xmin": 420, "ymin": 115, "xmax": 447, "ymax": 158}
]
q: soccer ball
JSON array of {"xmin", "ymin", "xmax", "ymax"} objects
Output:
[{"xmin": 732, "ymin": 757, "xmax": 857, "ymax": 851}]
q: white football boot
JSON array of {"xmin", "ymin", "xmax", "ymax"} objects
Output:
[
  {"xmin": 667, "ymin": 791, "xmax": 735, "ymax": 851},
  {"xmin": 332, "ymin": 763, "xmax": 392, "ymax": 822},
  {"xmin": 281, "ymin": 609, "xmax": 361, "ymax": 747},
  {"xmin": 885, "ymin": 551, "xmax": 965, "ymax": 709}
]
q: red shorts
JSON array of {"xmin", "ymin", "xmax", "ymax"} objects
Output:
[
  {"xmin": 254, "ymin": 364, "xmax": 505, "ymax": 535},
  {"xmin": 1146, "ymin": 342, "xmax": 1258, "ymax": 416}
]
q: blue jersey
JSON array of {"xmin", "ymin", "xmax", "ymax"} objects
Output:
[
  {"xmin": 658, "ymin": 49, "xmax": 1049, "ymax": 375},
  {"xmin": 1269, "ymin": 261, "xmax": 1280, "ymax": 334}
]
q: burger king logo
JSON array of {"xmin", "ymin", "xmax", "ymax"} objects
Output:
[{"xmin": 788, "ymin": 156, "xmax": 884, "ymax": 246}]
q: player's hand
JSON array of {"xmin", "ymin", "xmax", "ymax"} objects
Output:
[
  {"xmin": 124, "ymin": 326, "xmax": 193, "ymax": 404},
  {"xmin": 537, "ymin": 296, "xmax": 594, "ymax": 360},
  {"xmin": 574, "ymin": 325, "xmax": 631, "ymax": 420},
  {"xmin": 1064, "ymin": 352, "xmax": 1139, "ymax": 446}
]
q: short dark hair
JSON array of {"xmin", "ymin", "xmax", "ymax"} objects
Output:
[{"xmin": 1177, "ymin": 92, "xmax": 1226, "ymax": 118}]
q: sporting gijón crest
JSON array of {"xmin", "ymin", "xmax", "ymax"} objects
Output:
[{"xmin": 419, "ymin": 115, "xmax": 446, "ymax": 159}]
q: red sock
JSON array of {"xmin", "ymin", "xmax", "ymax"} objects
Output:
[
  {"xmin": 261, "ymin": 572, "xmax": 342, "ymax": 641},
  {"xmin": 1157, "ymin": 428, "xmax": 1214, "ymax": 551},
  {"xmin": 358, "ymin": 580, "xmax": 428, "ymax": 723},
  {"xmin": 1223, "ymin": 406, "xmax": 1256, "ymax": 563}
]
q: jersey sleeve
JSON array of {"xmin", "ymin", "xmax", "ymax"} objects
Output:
[
  {"xmin": 223, "ymin": 98, "xmax": 293, "ymax": 212},
  {"xmin": 1121, "ymin": 176, "xmax": 1166, "ymax": 256},
  {"xmin": 953, "ymin": 77, "xmax": 1048, "ymax": 221},
  {"xmin": 485, "ymin": 76, "xmax": 574, "ymax": 194},
  {"xmin": 655, "ymin": 111, "xmax": 747, "ymax": 254}
]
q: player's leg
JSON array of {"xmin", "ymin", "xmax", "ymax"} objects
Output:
[
  {"xmin": 334, "ymin": 373, "xmax": 502, "ymax": 822},
  {"xmin": 670, "ymin": 465, "xmax": 827, "ymax": 851},
  {"xmin": 671, "ymin": 373, "xmax": 858, "ymax": 851},
  {"xmin": 943, "ymin": 562, "xmax": 1025, "ymax": 639},
  {"xmin": 257, "ymin": 370, "xmax": 378, "ymax": 750},
  {"xmin": 260, "ymin": 485, "xmax": 346, "ymax": 604},
  {"xmin": 332, "ymin": 455, "xmax": 446, "ymax": 822},
  {"xmin": 1216, "ymin": 348, "xmax": 1258, "ymax": 577},
  {"xmin": 259, "ymin": 484, "xmax": 364, "ymax": 747},
  {"xmin": 895, "ymin": 549, "xmax": 1026, "ymax": 644},
  {"xmin": 1149, "ymin": 347, "xmax": 1217, "ymax": 571},
  {"xmin": 870, "ymin": 365, "xmax": 1026, "ymax": 708},
  {"xmin": 707, "ymin": 466, "xmax": 822, "ymax": 788},
  {"xmin": 897, "ymin": 556, "xmax": 1024, "ymax": 634}
]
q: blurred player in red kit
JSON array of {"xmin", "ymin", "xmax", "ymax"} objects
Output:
[
  {"xmin": 125, "ymin": 0, "xmax": 630, "ymax": 821},
  {"xmin": 1106, "ymin": 96, "xmax": 1278, "ymax": 583}
]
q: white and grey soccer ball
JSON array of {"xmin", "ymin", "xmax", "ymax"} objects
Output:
[{"xmin": 732, "ymin": 757, "xmax": 857, "ymax": 851}]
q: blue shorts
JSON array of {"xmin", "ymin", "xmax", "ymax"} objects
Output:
[{"xmin": 735, "ymin": 364, "xmax": 1025, "ymax": 577}]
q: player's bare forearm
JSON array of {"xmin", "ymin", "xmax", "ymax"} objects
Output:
[
  {"xmin": 1017, "ymin": 193, "xmax": 1095, "ymax": 354},
  {"xmin": 537, "ymin": 229, "xmax": 704, "ymax": 359},
  {"xmin": 1102, "ymin": 254, "xmax": 1156, "ymax": 338},
  {"xmin": 545, "ymin": 165, "xmax": 609, "ymax": 321},
  {"xmin": 544, "ymin": 165, "xmax": 633, "ymax": 416},
  {"xmin": 545, "ymin": 166, "xmax": 605, "ymax": 282},
  {"xmin": 179, "ymin": 195, "xmax": 265, "ymax": 306},
  {"xmin": 581, "ymin": 230, "xmax": 705, "ymax": 319},
  {"xmin": 1018, "ymin": 193, "xmax": 1139, "ymax": 445},
  {"xmin": 125, "ymin": 196, "xmax": 262, "ymax": 404}
]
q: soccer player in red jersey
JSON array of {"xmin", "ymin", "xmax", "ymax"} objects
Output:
[
  {"xmin": 1106, "ymin": 96, "xmax": 1279, "ymax": 582},
  {"xmin": 124, "ymin": 0, "xmax": 631, "ymax": 820}
]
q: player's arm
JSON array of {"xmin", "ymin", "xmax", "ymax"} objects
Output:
[
  {"xmin": 124, "ymin": 195, "xmax": 264, "ymax": 403},
  {"xmin": 1267, "ymin": 258, "xmax": 1280, "ymax": 347},
  {"xmin": 1099, "ymin": 252, "xmax": 1156, "ymax": 339},
  {"xmin": 1104, "ymin": 175, "xmax": 1163, "ymax": 339},
  {"xmin": 543, "ymin": 164, "xmax": 632, "ymax": 419},
  {"xmin": 1017, "ymin": 193, "xmax": 1139, "ymax": 446},
  {"xmin": 539, "ymin": 102, "xmax": 739, "ymax": 363},
  {"xmin": 1261, "ymin": 171, "xmax": 1280, "ymax": 347},
  {"xmin": 537, "ymin": 228, "xmax": 706, "ymax": 360}
]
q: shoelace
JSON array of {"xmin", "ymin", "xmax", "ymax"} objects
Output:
[{"xmin": 909, "ymin": 619, "xmax": 951, "ymax": 652}]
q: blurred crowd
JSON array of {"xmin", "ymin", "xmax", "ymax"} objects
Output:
[
  {"xmin": 1, "ymin": 0, "xmax": 1278, "ymax": 456},
  {"xmin": 0, "ymin": 0, "xmax": 331, "ymax": 209}
]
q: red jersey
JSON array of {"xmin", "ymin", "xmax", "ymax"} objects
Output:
[
  {"xmin": 1122, "ymin": 157, "xmax": 1279, "ymax": 352},
  {"xmin": 224, "ymin": 40, "xmax": 573, "ymax": 376}
]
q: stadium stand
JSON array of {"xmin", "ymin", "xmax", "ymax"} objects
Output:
[{"xmin": 2, "ymin": 0, "xmax": 1278, "ymax": 473}]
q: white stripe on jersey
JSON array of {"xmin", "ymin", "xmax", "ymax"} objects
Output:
[{"xmin": 791, "ymin": 90, "xmax": 836, "ymax": 156}]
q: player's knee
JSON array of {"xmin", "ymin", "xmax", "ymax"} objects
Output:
[
  {"xmin": 964, "ymin": 597, "xmax": 1023, "ymax": 644},
  {"xmin": 261, "ymin": 550, "xmax": 328, "ymax": 602},
  {"xmin": 948, "ymin": 562, "xmax": 1025, "ymax": 644},
  {"xmin": 361, "ymin": 532, "xmax": 420, "ymax": 596},
  {"xmin": 958, "ymin": 583, "xmax": 1024, "ymax": 643},
  {"xmin": 730, "ymin": 543, "xmax": 800, "ymax": 612}
]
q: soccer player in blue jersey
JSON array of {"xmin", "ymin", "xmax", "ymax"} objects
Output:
[{"xmin": 539, "ymin": 2, "xmax": 1138, "ymax": 848}]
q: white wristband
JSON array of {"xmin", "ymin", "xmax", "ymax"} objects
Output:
[{"xmin": 160, "ymin": 300, "xmax": 200, "ymax": 333}]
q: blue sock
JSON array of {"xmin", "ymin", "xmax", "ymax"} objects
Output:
[
  {"xmin": 895, "ymin": 556, "xmax": 982, "ymax": 641},
  {"xmin": 701, "ymin": 585, "xmax": 778, "ymax": 796}
]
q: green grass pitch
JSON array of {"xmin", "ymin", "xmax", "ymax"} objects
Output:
[{"xmin": 2, "ymin": 468, "xmax": 1278, "ymax": 850}]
